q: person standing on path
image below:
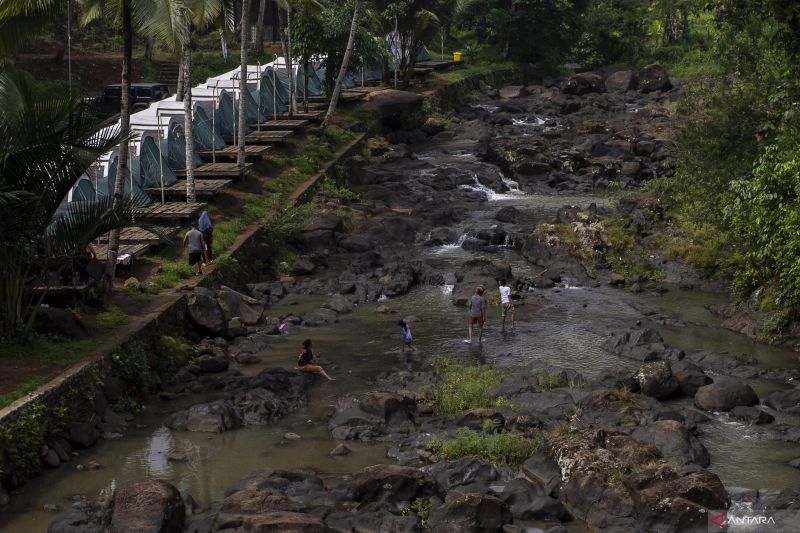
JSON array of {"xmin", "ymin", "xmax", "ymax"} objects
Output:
[
  {"xmin": 499, "ymin": 278, "xmax": 516, "ymax": 331},
  {"xmin": 198, "ymin": 210, "xmax": 214, "ymax": 263},
  {"xmin": 297, "ymin": 339, "xmax": 334, "ymax": 380},
  {"xmin": 464, "ymin": 286, "xmax": 487, "ymax": 344},
  {"xmin": 183, "ymin": 222, "xmax": 206, "ymax": 276}
]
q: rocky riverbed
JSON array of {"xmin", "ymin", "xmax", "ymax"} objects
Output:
[{"xmin": 10, "ymin": 66, "xmax": 800, "ymax": 532}]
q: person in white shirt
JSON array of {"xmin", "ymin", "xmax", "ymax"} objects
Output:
[{"xmin": 498, "ymin": 279, "xmax": 516, "ymax": 331}]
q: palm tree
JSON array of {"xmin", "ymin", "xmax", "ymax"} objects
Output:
[
  {"xmin": 238, "ymin": 0, "xmax": 251, "ymax": 173},
  {"xmin": 81, "ymin": 0, "xmax": 187, "ymax": 293},
  {"xmin": 0, "ymin": 1, "xmax": 63, "ymax": 62},
  {"xmin": 0, "ymin": 72, "xmax": 148, "ymax": 336},
  {"xmin": 254, "ymin": 0, "xmax": 267, "ymax": 56},
  {"xmin": 322, "ymin": 0, "xmax": 361, "ymax": 129}
]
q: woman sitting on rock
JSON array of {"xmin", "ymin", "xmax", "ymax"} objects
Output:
[{"xmin": 297, "ymin": 339, "xmax": 334, "ymax": 380}]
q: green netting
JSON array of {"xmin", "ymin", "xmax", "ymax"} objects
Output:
[
  {"xmin": 165, "ymin": 121, "xmax": 202, "ymax": 170},
  {"xmin": 244, "ymin": 88, "xmax": 261, "ymax": 124},
  {"xmin": 98, "ymin": 158, "xmax": 151, "ymax": 206},
  {"xmin": 296, "ymin": 63, "xmax": 324, "ymax": 97},
  {"xmin": 72, "ymin": 177, "xmax": 96, "ymax": 201},
  {"xmin": 217, "ymin": 89, "xmax": 251, "ymax": 140},
  {"xmin": 139, "ymin": 136, "xmax": 177, "ymax": 188},
  {"xmin": 194, "ymin": 107, "xmax": 225, "ymax": 151},
  {"xmin": 259, "ymin": 67, "xmax": 290, "ymax": 118}
]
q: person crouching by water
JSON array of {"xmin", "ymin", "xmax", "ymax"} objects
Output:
[
  {"xmin": 198, "ymin": 210, "xmax": 214, "ymax": 263},
  {"xmin": 297, "ymin": 339, "xmax": 334, "ymax": 380},
  {"xmin": 464, "ymin": 286, "xmax": 487, "ymax": 344}
]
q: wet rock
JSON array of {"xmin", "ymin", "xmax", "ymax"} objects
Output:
[
  {"xmin": 367, "ymin": 89, "xmax": 424, "ymax": 129},
  {"xmin": 168, "ymin": 400, "xmax": 242, "ymax": 433},
  {"xmin": 428, "ymin": 491, "xmax": 512, "ymax": 532},
  {"xmin": 44, "ymin": 449, "xmax": 60, "ymax": 469},
  {"xmin": 766, "ymin": 387, "xmax": 800, "ymax": 414},
  {"xmin": 609, "ymin": 273, "xmax": 625, "ymax": 286},
  {"xmin": 186, "ymin": 287, "xmax": 226, "ymax": 336},
  {"xmin": 66, "ymin": 422, "xmax": 99, "ymax": 449},
  {"xmin": 43, "ymin": 503, "xmax": 60, "ymax": 512},
  {"xmin": 111, "ymin": 479, "xmax": 185, "ymax": 533},
  {"xmin": 339, "ymin": 235, "xmax": 373, "ymax": 253},
  {"xmin": 457, "ymin": 408, "xmax": 507, "ymax": 431},
  {"xmin": 242, "ymin": 511, "xmax": 327, "ymax": 532},
  {"xmin": 291, "ymin": 257, "xmax": 316, "ymax": 276},
  {"xmin": 499, "ymin": 85, "xmax": 525, "ymax": 99},
  {"xmin": 639, "ymin": 63, "xmax": 672, "ymax": 93},
  {"xmin": 522, "ymin": 452, "xmax": 562, "ymax": 497},
  {"xmin": 217, "ymin": 286, "xmax": 264, "ymax": 325},
  {"xmin": 631, "ymin": 420, "xmax": 710, "ymax": 466},
  {"xmin": 329, "ymin": 392, "xmax": 416, "ymax": 440},
  {"xmin": 33, "ymin": 307, "xmax": 88, "ymax": 339},
  {"xmin": 423, "ymin": 457, "xmax": 499, "ymax": 492},
  {"xmin": 227, "ymin": 317, "xmax": 247, "ymax": 338},
  {"xmin": 284, "ymin": 432, "xmax": 301, "ymax": 441},
  {"xmin": 47, "ymin": 509, "xmax": 89, "ymax": 532},
  {"xmin": 452, "ymin": 258, "xmax": 511, "ymax": 306},
  {"xmin": 329, "ymin": 444, "xmax": 351, "ymax": 456},
  {"xmin": 123, "ymin": 277, "xmax": 141, "ymax": 291},
  {"xmin": 602, "ymin": 328, "xmax": 682, "ymax": 362},
  {"xmin": 422, "ymin": 117, "xmax": 446, "ymax": 135},
  {"xmin": 495, "ymin": 206, "xmax": 519, "ymax": 223},
  {"xmin": 52, "ymin": 440, "xmax": 71, "ymax": 462},
  {"xmin": 605, "ymin": 69, "xmax": 638, "ymax": 92},
  {"xmin": 302, "ymin": 308, "xmax": 339, "ymax": 327},
  {"xmin": 427, "ymin": 227, "xmax": 457, "ymax": 245},
  {"xmin": 352, "ymin": 464, "xmax": 441, "ymax": 508},
  {"xmin": 195, "ymin": 354, "xmax": 229, "ymax": 373},
  {"xmin": 634, "ymin": 360, "xmax": 680, "ymax": 400},
  {"xmin": 674, "ymin": 369, "xmax": 713, "ymax": 397},
  {"xmin": 490, "ymin": 478, "xmax": 569, "ymax": 521},
  {"xmin": 729, "ymin": 406, "xmax": 775, "ymax": 425},
  {"xmin": 562, "ymin": 73, "xmax": 605, "ymax": 95},
  {"xmin": 694, "ymin": 382, "xmax": 759, "ymax": 412}
]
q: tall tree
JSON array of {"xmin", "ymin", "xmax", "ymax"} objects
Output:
[
  {"xmin": 254, "ymin": 0, "xmax": 266, "ymax": 55},
  {"xmin": 322, "ymin": 0, "xmax": 361, "ymax": 128},
  {"xmin": 238, "ymin": 0, "xmax": 251, "ymax": 173}
]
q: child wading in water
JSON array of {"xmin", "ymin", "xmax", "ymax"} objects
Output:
[
  {"xmin": 297, "ymin": 339, "xmax": 334, "ymax": 380},
  {"xmin": 399, "ymin": 320, "xmax": 418, "ymax": 352}
]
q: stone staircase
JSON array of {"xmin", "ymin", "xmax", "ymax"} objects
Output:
[{"xmin": 155, "ymin": 60, "xmax": 180, "ymax": 92}]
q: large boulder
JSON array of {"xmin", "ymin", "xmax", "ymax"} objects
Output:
[
  {"xmin": 766, "ymin": 387, "xmax": 800, "ymax": 414},
  {"xmin": 329, "ymin": 392, "xmax": 416, "ymax": 441},
  {"xmin": 66, "ymin": 422, "xmax": 99, "ymax": 449},
  {"xmin": 605, "ymin": 69, "xmax": 638, "ymax": 92},
  {"xmin": 631, "ymin": 420, "xmax": 710, "ymax": 466},
  {"xmin": 634, "ymin": 360, "xmax": 680, "ymax": 400},
  {"xmin": 562, "ymin": 73, "xmax": 605, "ymax": 95},
  {"xmin": 601, "ymin": 328, "xmax": 682, "ymax": 362},
  {"xmin": 495, "ymin": 206, "xmax": 519, "ymax": 223},
  {"xmin": 168, "ymin": 400, "xmax": 242, "ymax": 433},
  {"xmin": 639, "ymin": 64, "xmax": 672, "ymax": 93},
  {"xmin": 242, "ymin": 512, "xmax": 327, "ymax": 533},
  {"xmin": 352, "ymin": 465, "xmax": 441, "ymax": 509},
  {"xmin": 217, "ymin": 286, "xmax": 264, "ymax": 325},
  {"xmin": 428, "ymin": 491, "xmax": 512, "ymax": 533},
  {"xmin": 489, "ymin": 478, "xmax": 569, "ymax": 521},
  {"xmin": 499, "ymin": 85, "xmax": 525, "ymax": 99},
  {"xmin": 522, "ymin": 452, "xmax": 562, "ymax": 497},
  {"xmin": 366, "ymin": 89, "xmax": 424, "ymax": 129},
  {"xmin": 452, "ymin": 259, "xmax": 511, "ymax": 306},
  {"xmin": 694, "ymin": 382, "xmax": 759, "ymax": 412},
  {"xmin": 423, "ymin": 458, "xmax": 499, "ymax": 493},
  {"xmin": 186, "ymin": 287, "xmax": 226, "ymax": 336},
  {"xmin": 111, "ymin": 479, "xmax": 185, "ymax": 533},
  {"xmin": 729, "ymin": 406, "xmax": 775, "ymax": 425},
  {"xmin": 675, "ymin": 369, "xmax": 713, "ymax": 397}
]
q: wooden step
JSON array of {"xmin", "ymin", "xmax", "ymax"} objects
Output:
[
  {"xmin": 251, "ymin": 119, "xmax": 308, "ymax": 131},
  {"xmin": 145, "ymin": 178, "xmax": 231, "ymax": 199},
  {"xmin": 135, "ymin": 202, "xmax": 205, "ymax": 223},
  {"xmin": 175, "ymin": 162, "xmax": 252, "ymax": 178},
  {"xmin": 96, "ymin": 226, "xmax": 179, "ymax": 245},
  {"xmin": 226, "ymin": 130, "xmax": 294, "ymax": 145},
  {"xmin": 199, "ymin": 144, "xmax": 270, "ymax": 160}
]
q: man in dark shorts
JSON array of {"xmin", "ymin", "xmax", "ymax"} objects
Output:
[
  {"xmin": 464, "ymin": 286, "xmax": 487, "ymax": 344},
  {"xmin": 297, "ymin": 339, "xmax": 334, "ymax": 380},
  {"xmin": 183, "ymin": 222, "xmax": 206, "ymax": 276}
]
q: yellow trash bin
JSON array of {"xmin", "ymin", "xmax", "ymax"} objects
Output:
[{"xmin": 453, "ymin": 51, "xmax": 462, "ymax": 62}]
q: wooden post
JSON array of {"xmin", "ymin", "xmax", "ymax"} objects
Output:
[{"xmin": 157, "ymin": 114, "xmax": 165, "ymax": 203}]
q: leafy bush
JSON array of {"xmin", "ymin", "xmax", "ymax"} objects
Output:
[
  {"xmin": 429, "ymin": 425, "xmax": 542, "ymax": 467},
  {"xmin": 429, "ymin": 359, "xmax": 507, "ymax": 416}
]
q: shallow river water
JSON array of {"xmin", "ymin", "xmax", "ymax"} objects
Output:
[{"xmin": 5, "ymin": 132, "xmax": 800, "ymax": 532}]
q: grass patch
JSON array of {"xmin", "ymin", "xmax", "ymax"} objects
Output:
[
  {"xmin": 429, "ymin": 423, "xmax": 542, "ymax": 467},
  {"xmin": 601, "ymin": 216, "xmax": 666, "ymax": 282},
  {"xmin": 150, "ymin": 261, "xmax": 194, "ymax": 291},
  {"xmin": 95, "ymin": 305, "xmax": 128, "ymax": 329},
  {"xmin": 433, "ymin": 59, "xmax": 515, "ymax": 84},
  {"xmin": 0, "ymin": 376, "xmax": 50, "ymax": 409},
  {"xmin": 429, "ymin": 359, "xmax": 508, "ymax": 416}
]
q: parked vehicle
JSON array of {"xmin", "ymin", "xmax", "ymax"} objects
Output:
[{"xmin": 91, "ymin": 83, "xmax": 170, "ymax": 116}]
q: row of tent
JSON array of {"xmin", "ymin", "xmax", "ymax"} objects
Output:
[{"xmin": 69, "ymin": 40, "xmax": 436, "ymax": 205}]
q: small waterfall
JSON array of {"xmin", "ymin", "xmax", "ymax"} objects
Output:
[
  {"xmin": 471, "ymin": 104, "xmax": 499, "ymax": 113},
  {"xmin": 512, "ymin": 116, "xmax": 546, "ymax": 127},
  {"xmin": 430, "ymin": 232, "xmax": 469, "ymax": 255},
  {"xmin": 499, "ymin": 171, "xmax": 521, "ymax": 193},
  {"xmin": 459, "ymin": 172, "xmax": 524, "ymax": 201},
  {"xmin": 502, "ymin": 234, "xmax": 517, "ymax": 248}
]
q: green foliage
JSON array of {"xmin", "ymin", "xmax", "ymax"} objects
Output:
[
  {"xmin": 400, "ymin": 498, "xmax": 431, "ymax": 524},
  {"xmin": 151, "ymin": 261, "xmax": 194, "ymax": 291},
  {"xmin": 0, "ymin": 401, "xmax": 47, "ymax": 477},
  {"xmin": 429, "ymin": 425, "xmax": 542, "ymax": 466},
  {"xmin": 429, "ymin": 359, "xmax": 507, "ymax": 416},
  {"xmin": 96, "ymin": 305, "xmax": 128, "ymax": 329},
  {"xmin": 111, "ymin": 394, "xmax": 141, "ymax": 413},
  {"xmin": 320, "ymin": 176, "xmax": 360, "ymax": 201},
  {"xmin": 110, "ymin": 340, "xmax": 151, "ymax": 395},
  {"xmin": 157, "ymin": 335, "xmax": 193, "ymax": 378}
]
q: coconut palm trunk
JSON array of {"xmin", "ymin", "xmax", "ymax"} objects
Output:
[
  {"xmin": 254, "ymin": 0, "xmax": 266, "ymax": 55},
  {"xmin": 238, "ymin": 0, "xmax": 250, "ymax": 173},
  {"xmin": 176, "ymin": 60, "xmax": 184, "ymax": 101},
  {"xmin": 322, "ymin": 0, "xmax": 360, "ymax": 129},
  {"xmin": 104, "ymin": 0, "xmax": 133, "ymax": 293},
  {"xmin": 183, "ymin": 43, "xmax": 196, "ymax": 202}
]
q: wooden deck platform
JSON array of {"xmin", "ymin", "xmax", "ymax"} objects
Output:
[
  {"xmin": 251, "ymin": 119, "xmax": 309, "ymax": 131},
  {"xmin": 94, "ymin": 242, "xmax": 151, "ymax": 262},
  {"xmin": 307, "ymin": 91, "xmax": 366, "ymax": 104},
  {"xmin": 135, "ymin": 202, "xmax": 205, "ymax": 223},
  {"xmin": 146, "ymin": 178, "xmax": 231, "ymax": 199},
  {"xmin": 273, "ymin": 111, "xmax": 325, "ymax": 121},
  {"xmin": 236, "ymin": 130, "xmax": 294, "ymax": 145},
  {"xmin": 97, "ymin": 226, "xmax": 179, "ymax": 245},
  {"xmin": 199, "ymin": 144, "xmax": 271, "ymax": 160},
  {"xmin": 175, "ymin": 162, "xmax": 252, "ymax": 178}
]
